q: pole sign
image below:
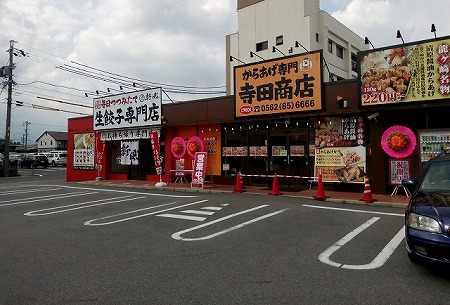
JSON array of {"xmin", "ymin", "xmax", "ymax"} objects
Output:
[{"xmin": 191, "ymin": 152, "xmax": 207, "ymax": 186}]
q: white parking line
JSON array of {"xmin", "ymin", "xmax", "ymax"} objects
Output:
[
  {"xmin": 201, "ymin": 206, "xmax": 223, "ymax": 211},
  {"xmin": 157, "ymin": 214, "xmax": 206, "ymax": 222},
  {"xmin": 24, "ymin": 195, "xmax": 141, "ymax": 216},
  {"xmin": 181, "ymin": 210, "xmax": 216, "ymax": 216},
  {"xmin": 171, "ymin": 206, "xmax": 288, "ymax": 241},
  {"xmin": 318, "ymin": 217, "xmax": 405, "ymax": 270},
  {"xmin": 0, "ymin": 187, "xmax": 61, "ymax": 196},
  {"xmin": 0, "ymin": 191, "xmax": 98, "ymax": 207},
  {"xmin": 303, "ymin": 204, "xmax": 404, "ymax": 217},
  {"xmin": 64, "ymin": 185, "xmax": 197, "ymax": 198},
  {"xmin": 84, "ymin": 199, "xmax": 208, "ymax": 226}
]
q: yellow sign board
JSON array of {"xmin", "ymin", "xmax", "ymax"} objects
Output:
[{"xmin": 234, "ymin": 52, "xmax": 323, "ymax": 117}]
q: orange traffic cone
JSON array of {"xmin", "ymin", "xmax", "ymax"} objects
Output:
[
  {"xmin": 269, "ymin": 173, "xmax": 282, "ymax": 196},
  {"xmin": 313, "ymin": 171, "xmax": 328, "ymax": 201},
  {"xmin": 360, "ymin": 175, "xmax": 377, "ymax": 203},
  {"xmin": 233, "ymin": 171, "xmax": 246, "ymax": 193}
]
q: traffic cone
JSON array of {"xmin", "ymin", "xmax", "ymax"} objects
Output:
[
  {"xmin": 233, "ymin": 171, "xmax": 245, "ymax": 193},
  {"xmin": 359, "ymin": 175, "xmax": 377, "ymax": 203},
  {"xmin": 269, "ymin": 173, "xmax": 282, "ymax": 196},
  {"xmin": 313, "ymin": 171, "xmax": 328, "ymax": 201}
]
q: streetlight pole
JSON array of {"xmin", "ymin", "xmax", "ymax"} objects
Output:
[{"xmin": 3, "ymin": 40, "xmax": 14, "ymax": 177}]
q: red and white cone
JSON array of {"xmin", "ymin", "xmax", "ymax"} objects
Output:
[
  {"xmin": 313, "ymin": 170, "xmax": 328, "ymax": 201},
  {"xmin": 233, "ymin": 171, "xmax": 245, "ymax": 193},
  {"xmin": 268, "ymin": 173, "xmax": 282, "ymax": 196},
  {"xmin": 359, "ymin": 175, "xmax": 377, "ymax": 203}
]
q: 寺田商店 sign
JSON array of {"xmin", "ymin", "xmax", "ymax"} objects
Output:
[
  {"xmin": 93, "ymin": 88, "xmax": 162, "ymax": 131},
  {"xmin": 234, "ymin": 51, "xmax": 323, "ymax": 117}
]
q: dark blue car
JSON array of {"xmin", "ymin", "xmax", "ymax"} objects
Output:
[{"xmin": 403, "ymin": 154, "xmax": 450, "ymax": 264}]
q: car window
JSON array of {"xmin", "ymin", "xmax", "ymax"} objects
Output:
[{"xmin": 420, "ymin": 161, "xmax": 450, "ymax": 191}]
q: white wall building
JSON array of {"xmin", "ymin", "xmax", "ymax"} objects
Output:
[
  {"xmin": 36, "ymin": 131, "xmax": 67, "ymax": 152},
  {"xmin": 226, "ymin": 0, "xmax": 368, "ymax": 95}
]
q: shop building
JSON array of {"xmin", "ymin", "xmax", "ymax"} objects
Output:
[{"xmin": 67, "ymin": 35, "xmax": 450, "ymax": 196}]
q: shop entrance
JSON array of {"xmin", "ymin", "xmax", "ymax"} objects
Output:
[
  {"xmin": 129, "ymin": 139, "xmax": 152, "ymax": 180},
  {"xmin": 269, "ymin": 127, "xmax": 314, "ymax": 189}
]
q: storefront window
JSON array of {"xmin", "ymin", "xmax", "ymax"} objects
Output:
[
  {"xmin": 109, "ymin": 139, "xmax": 160, "ymax": 179},
  {"xmin": 222, "ymin": 124, "xmax": 248, "ymax": 176}
]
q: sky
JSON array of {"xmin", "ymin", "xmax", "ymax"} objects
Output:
[{"xmin": 1, "ymin": 0, "xmax": 449, "ymax": 145}]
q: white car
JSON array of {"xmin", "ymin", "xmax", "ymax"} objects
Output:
[{"xmin": 43, "ymin": 151, "xmax": 67, "ymax": 167}]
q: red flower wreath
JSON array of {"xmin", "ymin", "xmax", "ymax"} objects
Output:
[{"xmin": 381, "ymin": 125, "xmax": 416, "ymax": 158}]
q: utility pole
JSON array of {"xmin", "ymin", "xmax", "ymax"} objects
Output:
[
  {"xmin": 23, "ymin": 121, "xmax": 31, "ymax": 152},
  {"xmin": 3, "ymin": 40, "xmax": 14, "ymax": 177}
]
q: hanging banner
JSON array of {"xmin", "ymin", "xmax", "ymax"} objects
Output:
[
  {"xmin": 120, "ymin": 140, "xmax": 139, "ymax": 165},
  {"xmin": 191, "ymin": 152, "xmax": 207, "ymax": 186},
  {"xmin": 150, "ymin": 131, "xmax": 163, "ymax": 175}
]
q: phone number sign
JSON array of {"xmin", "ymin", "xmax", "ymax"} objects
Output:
[{"xmin": 234, "ymin": 51, "xmax": 323, "ymax": 117}]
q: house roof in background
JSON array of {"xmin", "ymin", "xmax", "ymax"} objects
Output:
[{"xmin": 36, "ymin": 131, "xmax": 68, "ymax": 142}]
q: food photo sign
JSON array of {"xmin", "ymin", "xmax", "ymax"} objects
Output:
[
  {"xmin": 73, "ymin": 133, "xmax": 95, "ymax": 170},
  {"xmin": 314, "ymin": 117, "xmax": 366, "ymax": 183},
  {"xmin": 359, "ymin": 36, "xmax": 450, "ymax": 107}
]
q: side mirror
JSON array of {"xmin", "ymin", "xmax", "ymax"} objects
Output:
[{"xmin": 402, "ymin": 178, "xmax": 416, "ymax": 186}]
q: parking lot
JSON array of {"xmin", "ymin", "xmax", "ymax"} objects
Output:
[{"xmin": 1, "ymin": 180, "xmax": 449, "ymax": 304}]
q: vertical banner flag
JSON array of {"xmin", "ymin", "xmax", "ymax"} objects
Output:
[
  {"xmin": 192, "ymin": 152, "xmax": 207, "ymax": 185},
  {"xmin": 150, "ymin": 130, "xmax": 163, "ymax": 175},
  {"xmin": 120, "ymin": 140, "xmax": 139, "ymax": 165}
]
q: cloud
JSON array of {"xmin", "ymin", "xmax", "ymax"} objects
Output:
[{"xmin": 329, "ymin": 0, "xmax": 450, "ymax": 47}]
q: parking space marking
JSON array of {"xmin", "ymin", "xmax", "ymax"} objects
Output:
[
  {"xmin": 318, "ymin": 217, "xmax": 405, "ymax": 270},
  {"xmin": 303, "ymin": 204, "xmax": 403, "ymax": 217},
  {"xmin": 181, "ymin": 210, "xmax": 216, "ymax": 216},
  {"xmin": 201, "ymin": 206, "xmax": 226, "ymax": 211},
  {"xmin": 84, "ymin": 199, "xmax": 208, "ymax": 226},
  {"xmin": 172, "ymin": 206, "xmax": 288, "ymax": 241},
  {"xmin": 0, "ymin": 187, "xmax": 61, "ymax": 196},
  {"xmin": 0, "ymin": 191, "xmax": 98, "ymax": 207},
  {"xmin": 157, "ymin": 214, "xmax": 206, "ymax": 222},
  {"xmin": 24, "ymin": 195, "xmax": 142, "ymax": 216},
  {"xmin": 62, "ymin": 185, "xmax": 197, "ymax": 198}
]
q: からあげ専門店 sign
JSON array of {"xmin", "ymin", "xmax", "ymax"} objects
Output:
[{"xmin": 234, "ymin": 51, "xmax": 323, "ymax": 118}]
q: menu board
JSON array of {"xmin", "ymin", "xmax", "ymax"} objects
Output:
[
  {"xmin": 249, "ymin": 146, "xmax": 268, "ymax": 157},
  {"xmin": 314, "ymin": 116, "xmax": 366, "ymax": 183},
  {"xmin": 290, "ymin": 145, "xmax": 305, "ymax": 157},
  {"xmin": 73, "ymin": 133, "xmax": 95, "ymax": 170},
  {"xmin": 222, "ymin": 147, "xmax": 248, "ymax": 157}
]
